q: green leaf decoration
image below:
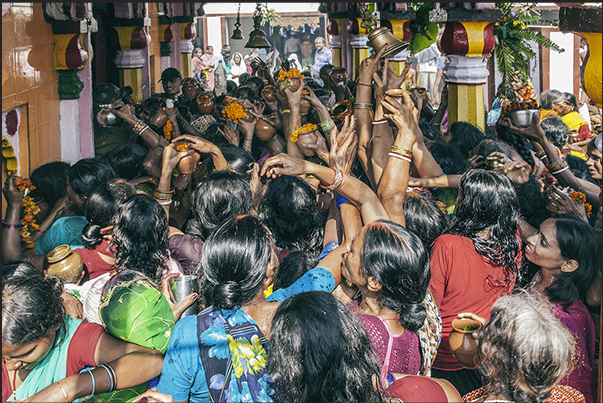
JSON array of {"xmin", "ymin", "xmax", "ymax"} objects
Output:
[{"xmin": 494, "ymin": 3, "xmax": 565, "ymax": 93}]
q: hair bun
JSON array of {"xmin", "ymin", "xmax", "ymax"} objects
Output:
[
  {"xmin": 211, "ymin": 281, "xmax": 240, "ymax": 310},
  {"xmin": 81, "ymin": 223, "xmax": 103, "ymax": 248},
  {"xmin": 399, "ymin": 301, "xmax": 427, "ymax": 332}
]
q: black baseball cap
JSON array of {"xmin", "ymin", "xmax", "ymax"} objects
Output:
[{"xmin": 159, "ymin": 67, "xmax": 183, "ymax": 82}]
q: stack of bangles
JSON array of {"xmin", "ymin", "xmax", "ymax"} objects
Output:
[
  {"xmin": 535, "ymin": 151, "xmax": 547, "ymax": 160},
  {"xmin": 154, "ymin": 187, "xmax": 174, "ymax": 206},
  {"xmin": 2, "ymin": 221, "xmax": 22, "ymax": 229},
  {"xmin": 320, "ymin": 168, "xmax": 345, "ymax": 192},
  {"xmin": 132, "ymin": 119, "xmax": 150, "ymax": 136},
  {"xmin": 372, "ymin": 118, "xmax": 387, "ymax": 125},
  {"xmin": 319, "ymin": 119, "xmax": 335, "ymax": 132},
  {"xmin": 546, "ymin": 158, "xmax": 569, "ymax": 175},
  {"xmin": 389, "ymin": 145, "xmax": 413, "ymax": 163},
  {"xmin": 354, "ymin": 103, "xmax": 373, "ymax": 110},
  {"xmin": 81, "ymin": 363, "xmax": 117, "ymax": 399}
]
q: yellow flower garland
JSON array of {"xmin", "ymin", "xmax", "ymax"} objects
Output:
[
  {"xmin": 222, "ymin": 103, "xmax": 248, "ymax": 124},
  {"xmin": 289, "ymin": 123, "xmax": 317, "ymax": 143},
  {"xmin": 277, "ymin": 68, "xmax": 301, "ymax": 81},
  {"xmin": 14, "ymin": 177, "xmax": 39, "ymax": 248},
  {"xmin": 569, "ymin": 190, "xmax": 592, "ymax": 217},
  {"xmin": 163, "ymin": 119, "xmax": 174, "ymax": 141}
]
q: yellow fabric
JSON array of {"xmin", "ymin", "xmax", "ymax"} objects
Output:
[
  {"xmin": 562, "ymin": 111, "xmax": 588, "ymax": 131},
  {"xmin": 262, "ymin": 283, "xmax": 274, "ymax": 299},
  {"xmin": 568, "ymin": 150, "xmax": 588, "ymax": 161},
  {"xmin": 2, "ymin": 135, "xmax": 18, "ymax": 173}
]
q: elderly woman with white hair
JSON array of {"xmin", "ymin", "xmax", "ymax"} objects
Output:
[{"xmin": 462, "ymin": 292, "xmax": 586, "ymax": 403}]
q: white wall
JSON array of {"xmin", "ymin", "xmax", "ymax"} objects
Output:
[
  {"xmin": 202, "ymin": 3, "xmax": 321, "ymax": 15},
  {"xmin": 549, "ymin": 31, "xmax": 575, "ymax": 93},
  {"xmin": 206, "ymin": 16, "xmax": 223, "ymax": 50}
]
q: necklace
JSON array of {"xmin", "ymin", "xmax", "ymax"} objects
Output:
[{"xmin": 11, "ymin": 369, "xmax": 18, "ymax": 399}]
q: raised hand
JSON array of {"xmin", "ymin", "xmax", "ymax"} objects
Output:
[
  {"xmin": 358, "ymin": 43, "xmax": 388, "ymax": 84},
  {"xmin": 498, "ymin": 112, "xmax": 546, "ymax": 144},
  {"xmin": 260, "ymin": 153, "xmax": 308, "ymax": 179},
  {"xmin": 329, "ymin": 115, "xmax": 358, "ymax": 174}
]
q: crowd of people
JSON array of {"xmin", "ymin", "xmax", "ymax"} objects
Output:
[{"xmin": 2, "ymin": 35, "xmax": 602, "ymax": 403}]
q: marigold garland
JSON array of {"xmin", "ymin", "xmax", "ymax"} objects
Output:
[
  {"xmin": 14, "ymin": 177, "xmax": 39, "ymax": 248},
  {"xmin": 222, "ymin": 103, "xmax": 247, "ymax": 124},
  {"xmin": 289, "ymin": 123, "xmax": 317, "ymax": 143},
  {"xmin": 163, "ymin": 119, "xmax": 174, "ymax": 141},
  {"xmin": 569, "ymin": 189, "xmax": 592, "ymax": 218},
  {"xmin": 277, "ymin": 68, "xmax": 301, "ymax": 81}
]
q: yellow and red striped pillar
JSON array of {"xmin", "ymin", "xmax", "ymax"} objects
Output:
[
  {"xmin": 111, "ymin": 26, "xmax": 150, "ymax": 103},
  {"xmin": 438, "ymin": 21, "xmax": 496, "ymax": 131},
  {"xmin": 327, "ymin": 19, "xmax": 343, "ymax": 67},
  {"xmin": 348, "ymin": 18, "xmax": 371, "ymax": 81},
  {"xmin": 179, "ymin": 22, "xmax": 196, "ymax": 79}
]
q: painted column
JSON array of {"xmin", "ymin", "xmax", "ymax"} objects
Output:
[
  {"xmin": 327, "ymin": 19, "xmax": 343, "ymax": 67},
  {"xmin": 436, "ymin": 20, "xmax": 497, "ymax": 131},
  {"xmin": 558, "ymin": 6, "xmax": 602, "ymax": 108},
  {"xmin": 160, "ymin": 24, "xmax": 174, "ymax": 71},
  {"xmin": 179, "ymin": 22, "xmax": 196, "ymax": 79},
  {"xmin": 53, "ymin": 33, "xmax": 89, "ymax": 162},
  {"xmin": 112, "ymin": 26, "xmax": 150, "ymax": 103},
  {"xmin": 348, "ymin": 19, "xmax": 370, "ymax": 81},
  {"xmin": 380, "ymin": 19, "xmax": 413, "ymax": 77}
]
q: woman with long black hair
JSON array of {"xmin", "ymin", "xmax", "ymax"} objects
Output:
[{"xmin": 429, "ymin": 169, "xmax": 522, "ymax": 395}]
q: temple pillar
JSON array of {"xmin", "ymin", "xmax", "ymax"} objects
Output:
[
  {"xmin": 159, "ymin": 24, "xmax": 174, "ymax": 71},
  {"xmin": 110, "ymin": 26, "xmax": 150, "ymax": 103},
  {"xmin": 327, "ymin": 19, "xmax": 343, "ymax": 67},
  {"xmin": 347, "ymin": 18, "xmax": 370, "ymax": 81},
  {"xmin": 179, "ymin": 21, "xmax": 196, "ymax": 78},
  {"xmin": 431, "ymin": 5, "xmax": 502, "ymax": 131}
]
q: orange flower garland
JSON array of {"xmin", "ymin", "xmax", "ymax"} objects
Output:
[
  {"xmin": 222, "ymin": 102, "xmax": 247, "ymax": 124},
  {"xmin": 197, "ymin": 94, "xmax": 212, "ymax": 105},
  {"xmin": 289, "ymin": 123, "xmax": 317, "ymax": 143},
  {"xmin": 277, "ymin": 68, "xmax": 301, "ymax": 81},
  {"xmin": 569, "ymin": 189, "xmax": 592, "ymax": 217},
  {"xmin": 163, "ymin": 119, "xmax": 174, "ymax": 141},
  {"xmin": 14, "ymin": 177, "xmax": 39, "ymax": 248}
]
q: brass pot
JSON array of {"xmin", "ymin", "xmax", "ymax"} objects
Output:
[
  {"xmin": 46, "ymin": 245, "xmax": 84, "ymax": 284},
  {"xmin": 330, "ymin": 100, "xmax": 352, "ymax": 122},
  {"xmin": 485, "ymin": 155, "xmax": 505, "ymax": 170},
  {"xmin": 367, "ymin": 26, "xmax": 409, "ymax": 60}
]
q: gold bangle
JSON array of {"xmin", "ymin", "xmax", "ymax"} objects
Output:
[
  {"xmin": 55, "ymin": 381, "xmax": 69, "ymax": 403},
  {"xmin": 391, "ymin": 145, "xmax": 413, "ymax": 157},
  {"xmin": 353, "ymin": 103, "xmax": 373, "ymax": 110},
  {"xmin": 282, "ymin": 109, "xmax": 291, "ymax": 114}
]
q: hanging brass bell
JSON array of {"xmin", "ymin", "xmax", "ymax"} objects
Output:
[
  {"xmin": 231, "ymin": 27, "xmax": 244, "ymax": 40},
  {"xmin": 367, "ymin": 26, "xmax": 409, "ymax": 59},
  {"xmin": 245, "ymin": 14, "xmax": 272, "ymax": 48}
]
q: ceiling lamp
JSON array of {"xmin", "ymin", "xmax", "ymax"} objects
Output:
[
  {"xmin": 244, "ymin": 3, "xmax": 272, "ymax": 49},
  {"xmin": 230, "ymin": 3, "xmax": 244, "ymax": 40}
]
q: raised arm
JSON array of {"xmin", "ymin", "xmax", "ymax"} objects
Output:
[
  {"xmin": 376, "ymin": 91, "xmax": 418, "ymax": 226},
  {"xmin": 500, "ymin": 114, "xmax": 600, "ymax": 209}
]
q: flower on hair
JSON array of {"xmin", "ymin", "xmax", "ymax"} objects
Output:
[
  {"xmin": 14, "ymin": 177, "xmax": 39, "ymax": 248},
  {"xmin": 222, "ymin": 102, "xmax": 247, "ymax": 124},
  {"xmin": 289, "ymin": 123, "xmax": 317, "ymax": 143},
  {"xmin": 163, "ymin": 119, "xmax": 174, "ymax": 141}
]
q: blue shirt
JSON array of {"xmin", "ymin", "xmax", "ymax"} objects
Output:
[
  {"xmin": 312, "ymin": 47, "xmax": 332, "ymax": 86},
  {"xmin": 157, "ymin": 315, "xmax": 210, "ymax": 402},
  {"xmin": 35, "ymin": 216, "xmax": 88, "ymax": 255},
  {"xmin": 158, "ymin": 267, "xmax": 336, "ymax": 401}
]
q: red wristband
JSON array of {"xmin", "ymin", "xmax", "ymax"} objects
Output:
[{"xmin": 357, "ymin": 83, "xmax": 372, "ymax": 88}]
